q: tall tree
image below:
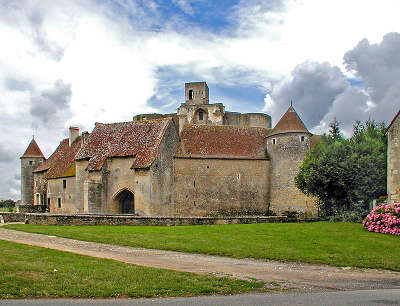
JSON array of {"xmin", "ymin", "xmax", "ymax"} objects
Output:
[{"xmin": 295, "ymin": 120, "xmax": 387, "ymax": 220}]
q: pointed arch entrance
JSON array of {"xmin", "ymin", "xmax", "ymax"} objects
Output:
[{"xmin": 114, "ymin": 189, "xmax": 135, "ymax": 214}]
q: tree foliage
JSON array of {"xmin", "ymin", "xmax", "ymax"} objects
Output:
[{"xmin": 295, "ymin": 120, "xmax": 387, "ymax": 221}]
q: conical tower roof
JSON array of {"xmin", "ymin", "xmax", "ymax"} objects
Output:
[
  {"xmin": 21, "ymin": 138, "xmax": 45, "ymax": 158},
  {"xmin": 270, "ymin": 106, "xmax": 309, "ymax": 136}
]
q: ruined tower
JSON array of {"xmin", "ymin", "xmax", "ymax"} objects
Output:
[
  {"xmin": 20, "ymin": 138, "xmax": 45, "ymax": 205},
  {"xmin": 266, "ymin": 106, "xmax": 316, "ymax": 216}
]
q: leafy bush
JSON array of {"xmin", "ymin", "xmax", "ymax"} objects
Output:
[{"xmin": 363, "ymin": 203, "xmax": 400, "ymax": 235}]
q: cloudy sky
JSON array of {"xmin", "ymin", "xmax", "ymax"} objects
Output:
[{"xmin": 1, "ymin": 0, "xmax": 400, "ymax": 199}]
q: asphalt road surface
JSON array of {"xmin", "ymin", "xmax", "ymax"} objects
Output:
[{"xmin": 0, "ymin": 289, "xmax": 399, "ymax": 305}]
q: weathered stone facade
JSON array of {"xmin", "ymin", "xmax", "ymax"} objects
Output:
[
  {"xmin": 387, "ymin": 110, "xmax": 400, "ymax": 203},
  {"xmin": 21, "ymin": 82, "xmax": 319, "ymax": 217}
]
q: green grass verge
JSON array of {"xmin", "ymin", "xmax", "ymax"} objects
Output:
[
  {"xmin": 5, "ymin": 222, "xmax": 400, "ymax": 271},
  {"xmin": 0, "ymin": 240, "xmax": 263, "ymax": 298},
  {"xmin": 0, "ymin": 207, "xmax": 15, "ymax": 212}
]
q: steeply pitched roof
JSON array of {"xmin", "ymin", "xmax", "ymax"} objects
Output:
[
  {"xmin": 387, "ymin": 109, "xmax": 400, "ymax": 132},
  {"xmin": 21, "ymin": 138, "xmax": 45, "ymax": 158},
  {"xmin": 175, "ymin": 125, "xmax": 270, "ymax": 159},
  {"xmin": 76, "ymin": 119, "xmax": 171, "ymax": 171},
  {"xmin": 33, "ymin": 137, "xmax": 82, "ymax": 179},
  {"xmin": 270, "ymin": 106, "xmax": 309, "ymax": 136}
]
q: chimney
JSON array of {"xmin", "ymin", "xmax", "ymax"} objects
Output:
[
  {"xmin": 69, "ymin": 126, "xmax": 79, "ymax": 146},
  {"xmin": 82, "ymin": 131, "xmax": 89, "ymax": 144}
]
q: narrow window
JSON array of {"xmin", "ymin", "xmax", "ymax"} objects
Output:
[
  {"xmin": 63, "ymin": 179, "xmax": 67, "ymax": 190},
  {"xmin": 36, "ymin": 194, "xmax": 40, "ymax": 205},
  {"xmin": 272, "ymin": 138, "xmax": 276, "ymax": 145},
  {"xmin": 57, "ymin": 198, "xmax": 61, "ymax": 208},
  {"xmin": 47, "ymin": 198, "xmax": 51, "ymax": 207},
  {"xmin": 29, "ymin": 161, "xmax": 33, "ymax": 165},
  {"xmin": 193, "ymin": 201, "xmax": 196, "ymax": 207},
  {"xmin": 194, "ymin": 180, "xmax": 196, "ymax": 188},
  {"xmin": 198, "ymin": 110, "xmax": 204, "ymax": 121},
  {"xmin": 188, "ymin": 89, "xmax": 193, "ymax": 100},
  {"xmin": 300, "ymin": 136, "xmax": 305, "ymax": 142}
]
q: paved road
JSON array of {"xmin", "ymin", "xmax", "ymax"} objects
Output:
[
  {"xmin": 0, "ymin": 289, "xmax": 399, "ymax": 305},
  {"xmin": 1, "ymin": 227, "xmax": 399, "ymax": 293}
]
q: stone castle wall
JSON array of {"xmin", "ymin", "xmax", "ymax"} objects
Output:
[
  {"xmin": 388, "ymin": 115, "xmax": 400, "ymax": 203},
  {"xmin": 267, "ymin": 132, "xmax": 317, "ymax": 217},
  {"xmin": 173, "ymin": 158, "xmax": 270, "ymax": 216},
  {"xmin": 47, "ymin": 176, "xmax": 78, "ymax": 213},
  {"xmin": 21, "ymin": 157, "xmax": 44, "ymax": 205}
]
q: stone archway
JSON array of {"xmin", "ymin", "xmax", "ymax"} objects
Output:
[{"xmin": 115, "ymin": 189, "xmax": 135, "ymax": 214}]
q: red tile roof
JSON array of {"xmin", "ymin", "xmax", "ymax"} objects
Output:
[
  {"xmin": 270, "ymin": 106, "xmax": 309, "ymax": 136},
  {"xmin": 33, "ymin": 137, "xmax": 82, "ymax": 179},
  {"xmin": 76, "ymin": 119, "xmax": 171, "ymax": 170},
  {"xmin": 175, "ymin": 125, "xmax": 270, "ymax": 159},
  {"xmin": 21, "ymin": 138, "xmax": 45, "ymax": 158}
]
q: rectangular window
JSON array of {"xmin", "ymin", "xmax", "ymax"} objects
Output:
[
  {"xmin": 47, "ymin": 198, "xmax": 51, "ymax": 207},
  {"xmin": 29, "ymin": 161, "xmax": 33, "ymax": 165},
  {"xmin": 63, "ymin": 179, "xmax": 66, "ymax": 189},
  {"xmin": 36, "ymin": 194, "xmax": 40, "ymax": 205},
  {"xmin": 57, "ymin": 198, "xmax": 61, "ymax": 208},
  {"xmin": 300, "ymin": 136, "xmax": 305, "ymax": 142},
  {"xmin": 188, "ymin": 89, "xmax": 193, "ymax": 100},
  {"xmin": 198, "ymin": 111, "xmax": 204, "ymax": 121}
]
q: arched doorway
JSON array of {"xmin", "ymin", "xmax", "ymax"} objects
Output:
[{"xmin": 117, "ymin": 190, "xmax": 135, "ymax": 214}]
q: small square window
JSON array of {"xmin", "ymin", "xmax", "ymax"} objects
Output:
[{"xmin": 29, "ymin": 161, "xmax": 33, "ymax": 165}]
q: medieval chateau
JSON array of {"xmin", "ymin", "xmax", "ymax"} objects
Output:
[{"xmin": 21, "ymin": 82, "xmax": 320, "ymax": 217}]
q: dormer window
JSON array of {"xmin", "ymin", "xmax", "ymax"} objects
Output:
[
  {"xmin": 198, "ymin": 110, "xmax": 204, "ymax": 121},
  {"xmin": 188, "ymin": 89, "xmax": 193, "ymax": 100}
]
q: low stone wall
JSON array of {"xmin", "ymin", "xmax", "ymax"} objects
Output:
[
  {"xmin": 23, "ymin": 213, "xmax": 318, "ymax": 226},
  {"xmin": 17, "ymin": 205, "xmax": 47, "ymax": 213},
  {"xmin": 0, "ymin": 212, "xmax": 26, "ymax": 223}
]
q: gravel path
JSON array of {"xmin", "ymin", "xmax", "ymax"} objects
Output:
[{"xmin": 0, "ymin": 226, "xmax": 399, "ymax": 293}]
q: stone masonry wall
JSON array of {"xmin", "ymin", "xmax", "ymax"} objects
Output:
[
  {"xmin": 173, "ymin": 158, "xmax": 270, "ymax": 216},
  {"xmin": 267, "ymin": 133, "xmax": 318, "ymax": 217},
  {"xmin": 22, "ymin": 213, "xmax": 318, "ymax": 226},
  {"xmin": 21, "ymin": 157, "xmax": 44, "ymax": 205},
  {"xmin": 47, "ymin": 177, "xmax": 77, "ymax": 213},
  {"xmin": 150, "ymin": 120, "xmax": 180, "ymax": 215},
  {"xmin": 388, "ymin": 115, "xmax": 400, "ymax": 203}
]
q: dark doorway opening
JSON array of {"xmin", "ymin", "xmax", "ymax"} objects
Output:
[{"xmin": 119, "ymin": 190, "xmax": 135, "ymax": 214}]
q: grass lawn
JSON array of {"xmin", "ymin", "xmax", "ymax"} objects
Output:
[
  {"xmin": 0, "ymin": 207, "xmax": 15, "ymax": 212},
  {"xmin": 5, "ymin": 222, "xmax": 400, "ymax": 271},
  {"xmin": 0, "ymin": 240, "xmax": 263, "ymax": 298}
]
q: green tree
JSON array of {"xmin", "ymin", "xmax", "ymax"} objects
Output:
[{"xmin": 295, "ymin": 120, "xmax": 387, "ymax": 221}]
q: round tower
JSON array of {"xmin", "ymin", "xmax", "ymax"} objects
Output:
[
  {"xmin": 266, "ymin": 106, "xmax": 316, "ymax": 217},
  {"xmin": 20, "ymin": 138, "xmax": 45, "ymax": 205}
]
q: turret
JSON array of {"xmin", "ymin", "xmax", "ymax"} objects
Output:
[
  {"xmin": 20, "ymin": 138, "xmax": 45, "ymax": 205},
  {"xmin": 266, "ymin": 106, "xmax": 316, "ymax": 216}
]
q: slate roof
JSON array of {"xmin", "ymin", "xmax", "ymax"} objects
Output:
[
  {"xmin": 76, "ymin": 119, "xmax": 171, "ymax": 171},
  {"xmin": 270, "ymin": 106, "xmax": 309, "ymax": 136},
  {"xmin": 33, "ymin": 137, "xmax": 82, "ymax": 179},
  {"xmin": 21, "ymin": 138, "xmax": 45, "ymax": 158},
  {"xmin": 175, "ymin": 125, "xmax": 270, "ymax": 159}
]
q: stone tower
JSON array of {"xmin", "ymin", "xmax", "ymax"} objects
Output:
[
  {"xmin": 387, "ymin": 109, "xmax": 400, "ymax": 203},
  {"xmin": 266, "ymin": 106, "xmax": 316, "ymax": 216},
  {"xmin": 20, "ymin": 138, "xmax": 45, "ymax": 205}
]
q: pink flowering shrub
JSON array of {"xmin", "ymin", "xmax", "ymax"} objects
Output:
[{"xmin": 363, "ymin": 203, "xmax": 400, "ymax": 236}]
